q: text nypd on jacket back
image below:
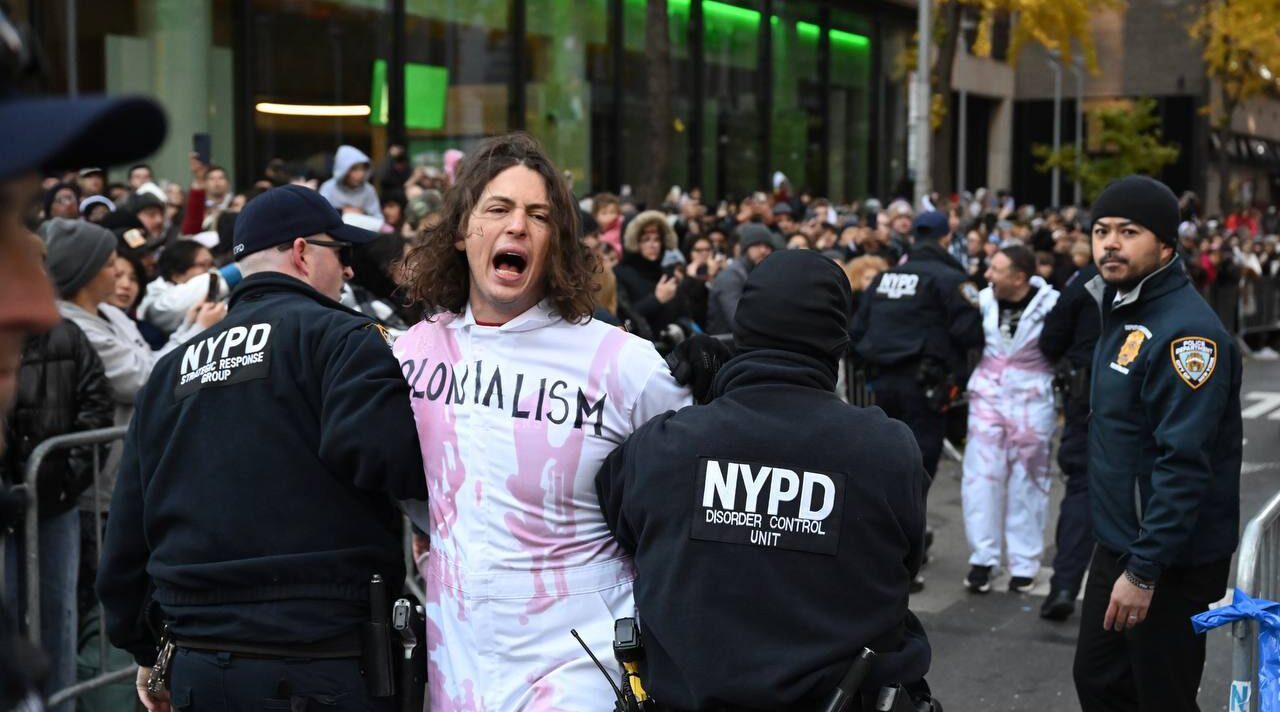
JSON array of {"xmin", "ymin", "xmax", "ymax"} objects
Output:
[
  {"xmin": 690, "ymin": 458, "xmax": 845, "ymax": 555},
  {"xmin": 175, "ymin": 323, "xmax": 273, "ymax": 399}
]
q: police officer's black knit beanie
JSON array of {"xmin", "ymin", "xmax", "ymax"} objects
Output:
[
  {"xmin": 1090, "ymin": 175, "xmax": 1179, "ymax": 246},
  {"xmin": 732, "ymin": 250, "xmax": 853, "ymax": 378}
]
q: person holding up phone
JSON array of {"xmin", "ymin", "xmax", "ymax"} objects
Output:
[
  {"xmin": 137, "ymin": 241, "xmax": 226, "ymax": 338},
  {"xmin": 614, "ymin": 210, "xmax": 698, "ymax": 340},
  {"xmin": 181, "ymin": 148, "xmax": 233, "ymax": 236}
]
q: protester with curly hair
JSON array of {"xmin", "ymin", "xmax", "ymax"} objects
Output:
[{"xmin": 394, "ymin": 132, "xmax": 691, "ymax": 710}]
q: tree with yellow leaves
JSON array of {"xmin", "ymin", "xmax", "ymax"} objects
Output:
[
  {"xmin": 1190, "ymin": 0, "xmax": 1280, "ymax": 213},
  {"xmin": 1033, "ymin": 98, "xmax": 1180, "ymax": 202},
  {"xmin": 921, "ymin": 0, "xmax": 1123, "ymax": 195}
]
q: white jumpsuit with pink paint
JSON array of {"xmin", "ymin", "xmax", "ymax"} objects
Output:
[
  {"xmin": 393, "ymin": 302, "xmax": 691, "ymax": 712},
  {"xmin": 961, "ymin": 277, "xmax": 1059, "ymax": 578}
]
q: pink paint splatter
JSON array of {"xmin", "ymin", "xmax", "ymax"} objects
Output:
[
  {"xmin": 503, "ymin": 328, "xmax": 630, "ymax": 622},
  {"xmin": 524, "ymin": 662, "xmax": 575, "ymax": 712},
  {"xmin": 412, "ymin": 323, "xmax": 467, "ymax": 543},
  {"xmin": 401, "ymin": 320, "xmax": 469, "ymax": 622}
]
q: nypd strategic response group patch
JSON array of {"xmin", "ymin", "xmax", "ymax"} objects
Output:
[{"xmin": 1170, "ymin": 336, "xmax": 1217, "ymax": 390}]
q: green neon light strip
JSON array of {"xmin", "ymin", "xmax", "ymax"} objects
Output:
[
  {"xmin": 629, "ymin": 0, "xmax": 760, "ymax": 24},
  {"xmin": 796, "ymin": 20, "xmax": 870, "ymax": 50},
  {"xmin": 619, "ymin": 0, "xmax": 867, "ymax": 52}
]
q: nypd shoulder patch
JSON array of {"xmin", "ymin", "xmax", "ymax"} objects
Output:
[
  {"xmin": 1170, "ymin": 336, "xmax": 1217, "ymax": 390},
  {"xmin": 960, "ymin": 282, "xmax": 980, "ymax": 307}
]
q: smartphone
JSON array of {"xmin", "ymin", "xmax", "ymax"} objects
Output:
[
  {"xmin": 193, "ymin": 133, "xmax": 211, "ymax": 165},
  {"xmin": 206, "ymin": 271, "xmax": 221, "ymax": 303}
]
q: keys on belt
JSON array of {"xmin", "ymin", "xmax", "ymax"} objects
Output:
[{"xmin": 146, "ymin": 627, "xmax": 176, "ymax": 696}]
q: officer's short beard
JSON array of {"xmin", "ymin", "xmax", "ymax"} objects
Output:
[{"xmin": 1098, "ymin": 250, "xmax": 1164, "ymax": 292}]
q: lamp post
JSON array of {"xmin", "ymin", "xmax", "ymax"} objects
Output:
[
  {"xmin": 956, "ymin": 13, "xmax": 976, "ymax": 197},
  {"xmin": 913, "ymin": 0, "xmax": 932, "ymax": 209},
  {"xmin": 1047, "ymin": 50, "xmax": 1063, "ymax": 208},
  {"xmin": 1068, "ymin": 58, "xmax": 1085, "ymax": 206}
]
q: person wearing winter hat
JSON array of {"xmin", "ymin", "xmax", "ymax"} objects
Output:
[
  {"xmin": 44, "ymin": 218, "xmax": 222, "ymax": 416},
  {"xmin": 44, "ymin": 217, "xmax": 220, "ymax": 425},
  {"xmin": 41, "ymin": 219, "xmax": 116, "ymax": 298},
  {"xmin": 1073, "ymin": 175, "xmax": 1242, "ymax": 712},
  {"xmin": 43, "ymin": 181, "xmax": 81, "ymax": 220},
  {"xmin": 80, "ymin": 194, "xmax": 116, "ymax": 224},
  {"xmin": 615, "ymin": 209, "xmax": 693, "ymax": 338},
  {"xmin": 705, "ymin": 221, "xmax": 775, "ymax": 334},
  {"xmin": 125, "ymin": 191, "xmax": 167, "ymax": 244},
  {"xmin": 597, "ymin": 250, "xmax": 938, "ymax": 711}
]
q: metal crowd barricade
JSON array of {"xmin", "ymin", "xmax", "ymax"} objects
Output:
[
  {"xmin": 2, "ymin": 426, "xmax": 129, "ymax": 707},
  {"xmin": 842, "ymin": 356, "xmax": 875, "ymax": 407},
  {"xmin": 1228, "ymin": 488, "xmax": 1280, "ymax": 712},
  {"xmin": 1240, "ymin": 274, "xmax": 1280, "ymax": 339}
]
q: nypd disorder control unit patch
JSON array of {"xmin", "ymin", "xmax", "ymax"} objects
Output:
[{"xmin": 690, "ymin": 458, "xmax": 845, "ymax": 555}]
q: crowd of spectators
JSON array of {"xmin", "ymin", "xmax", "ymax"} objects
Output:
[{"xmin": 7, "ymin": 136, "xmax": 1280, "ymax": 704}]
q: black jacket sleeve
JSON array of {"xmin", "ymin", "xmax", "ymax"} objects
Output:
[
  {"xmin": 319, "ymin": 324, "xmax": 427, "ymax": 501},
  {"xmin": 1127, "ymin": 332, "xmax": 1235, "ymax": 581},
  {"xmin": 1038, "ymin": 286, "xmax": 1078, "ymax": 362},
  {"xmin": 620, "ymin": 275, "xmax": 662, "ymax": 322},
  {"xmin": 941, "ymin": 277, "xmax": 984, "ymax": 351},
  {"xmin": 848, "ymin": 273, "xmax": 878, "ymax": 351},
  {"xmin": 596, "ymin": 421, "xmax": 661, "ymax": 555},
  {"xmin": 97, "ymin": 414, "xmax": 157, "ymax": 666}
]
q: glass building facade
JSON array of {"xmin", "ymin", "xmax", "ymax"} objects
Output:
[{"xmin": 20, "ymin": 0, "xmax": 913, "ymax": 202}]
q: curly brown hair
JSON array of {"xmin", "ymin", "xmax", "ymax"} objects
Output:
[{"xmin": 400, "ymin": 132, "xmax": 597, "ymax": 323}]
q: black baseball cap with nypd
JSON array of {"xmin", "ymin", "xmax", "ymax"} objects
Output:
[{"xmin": 233, "ymin": 184, "xmax": 381, "ymax": 261}]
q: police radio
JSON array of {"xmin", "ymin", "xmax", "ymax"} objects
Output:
[
  {"xmin": 612, "ymin": 618, "xmax": 652, "ymax": 707},
  {"xmin": 570, "ymin": 629, "xmax": 638, "ymax": 712}
]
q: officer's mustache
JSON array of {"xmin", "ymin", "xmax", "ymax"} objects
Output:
[{"xmin": 1098, "ymin": 252, "xmax": 1128, "ymax": 265}]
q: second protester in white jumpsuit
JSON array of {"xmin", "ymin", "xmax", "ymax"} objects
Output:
[{"xmin": 962, "ymin": 247, "xmax": 1059, "ymax": 583}]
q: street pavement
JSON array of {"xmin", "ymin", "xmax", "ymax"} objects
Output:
[{"xmin": 913, "ymin": 357, "xmax": 1280, "ymax": 712}]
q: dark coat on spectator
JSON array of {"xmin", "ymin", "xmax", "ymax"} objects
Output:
[{"xmin": 0, "ymin": 320, "xmax": 114, "ymax": 518}]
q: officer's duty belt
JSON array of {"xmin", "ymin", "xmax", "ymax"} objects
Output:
[{"xmin": 175, "ymin": 630, "xmax": 363, "ymax": 659}]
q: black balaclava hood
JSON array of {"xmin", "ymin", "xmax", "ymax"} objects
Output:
[{"xmin": 732, "ymin": 250, "xmax": 854, "ymax": 372}]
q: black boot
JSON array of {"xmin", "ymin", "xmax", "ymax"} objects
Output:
[{"xmin": 1039, "ymin": 589, "xmax": 1076, "ymax": 621}]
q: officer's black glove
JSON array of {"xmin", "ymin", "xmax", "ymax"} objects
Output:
[{"xmin": 665, "ymin": 334, "xmax": 732, "ymax": 404}]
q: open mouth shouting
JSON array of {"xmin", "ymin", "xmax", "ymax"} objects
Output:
[{"xmin": 492, "ymin": 247, "xmax": 530, "ymax": 284}]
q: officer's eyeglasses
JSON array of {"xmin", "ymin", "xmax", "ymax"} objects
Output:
[{"xmin": 303, "ymin": 239, "xmax": 353, "ymax": 266}]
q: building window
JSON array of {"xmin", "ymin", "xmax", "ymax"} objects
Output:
[
  {"xmin": 402, "ymin": 1, "xmax": 514, "ymax": 163},
  {"xmin": 247, "ymin": 0, "xmax": 392, "ymax": 178}
]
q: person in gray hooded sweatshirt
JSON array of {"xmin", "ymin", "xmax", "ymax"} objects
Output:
[{"xmin": 319, "ymin": 145, "xmax": 381, "ymax": 217}]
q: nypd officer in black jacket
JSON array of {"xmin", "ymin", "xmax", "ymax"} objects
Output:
[
  {"xmin": 98, "ymin": 185, "xmax": 427, "ymax": 712},
  {"xmin": 1037, "ymin": 261, "xmax": 1099, "ymax": 621},
  {"xmin": 850, "ymin": 210, "xmax": 983, "ymax": 483},
  {"xmin": 597, "ymin": 250, "xmax": 935, "ymax": 711},
  {"xmin": 1072, "ymin": 176, "xmax": 1241, "ymax": 712}
]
